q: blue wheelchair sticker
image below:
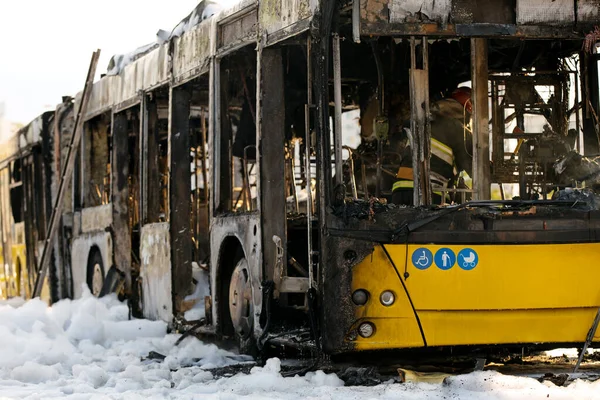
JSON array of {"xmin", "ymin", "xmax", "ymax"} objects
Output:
[
  {"xmin": 434, "ymin": 248, "xmax": 456, "ymax": 270},
  {"xmin": 458, "ymin": 248, "xmax": 479, "ymax": 270},
  {"xmin": 412, "ymin": 248, "xmax": 433, "ymax": 270}
]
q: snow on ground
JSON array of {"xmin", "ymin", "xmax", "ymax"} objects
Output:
[{"xmin": 1, "ymin": 291, "xmax": 600, "ymax": 400}]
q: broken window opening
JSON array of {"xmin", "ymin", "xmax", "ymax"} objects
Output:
[
  {"xmin": 215, "ymin": 47, "xmax": 257, "ymax": 215},
  {"xmin": 333, "ymin": 36, "xmax": 595, "ymax": 207},
  {"xmin": 82, "ymin": 113, "xmax": 111, "ymax": 208},
  {"xmin": 9, "ymin": 160, "xmax": 23, "ymax": 223},
  {"xmin": 127, "ymin": 107, "xmax": 141, "ymax": 266},
  {"xmin": 189, "ymin": 76, "xmax": 211, "ymax": 265},
  {"xmin": 143, "ymin": 89, "xmax": 170, "ymax": 224}
]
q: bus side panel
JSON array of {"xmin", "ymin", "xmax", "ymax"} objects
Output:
[{"xmin": 140, "ymin": 222, "xmax": 173, "ymax": 323}]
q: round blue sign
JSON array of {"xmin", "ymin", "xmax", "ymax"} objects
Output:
[
  {"xmin": 458, "ymin": 248, "xmax": 479, "ymax": 270},
  {"xmin": 434, "ymin": 248, "xmax": 456, "ymax": 270},
  {"xmin": 412, "ymin": 248, "xmax": 433, "ymax": 270}
]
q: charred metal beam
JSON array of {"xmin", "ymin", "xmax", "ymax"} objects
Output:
[
  {"xmin": 313, "ymin": 0, "xmax": 336, "ymax": 353},
  {"xmin": 111, "ymin": 111, "xmax": 132, "ymax": 293},
  {"xmin": 169, "ymin": 86, "xmax": 193, "ymax": 313},
  {"xmin": 215, "ymin": 61, "xmax": 232, "ymax": 213},
  {"xmin": 471, "ymin": 38, "xmax": 491, "ymax": 200},
  {"xmin": 258, "ymin": 47, "xmax": 287, "ymax": 292},
  {"xmin": 409, "ymin": 37, "xmax": 432, "ymax": 206},
  {"xmin": 144, "ymin": 95, "xmax": 161, "ymax": 223},
  {"xmin": 332, "ymin": 34, "xmax": 344, "ymax": 186}
]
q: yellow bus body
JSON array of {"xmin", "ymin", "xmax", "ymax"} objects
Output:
[{"xmin": 350, "ymin": 243, "xmax": 600, "ymax": 350}]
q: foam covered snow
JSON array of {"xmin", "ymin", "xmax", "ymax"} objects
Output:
[
  {"xmin": 183, "ymin": 262, "xmax": 210, "ymax": 321},
  {"xmin": 1, "ymin": 290, "xmax": 600, "ymax": 399}
]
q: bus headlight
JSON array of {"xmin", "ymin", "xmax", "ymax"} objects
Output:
[
  {"xmin": 380, "ymin": 290, "xmax": 395, "ymax": 306},
  {"xmin": 352, "ymin": 289, "xmax": 369, "ymax": 306},
  {"xmin": 358, "ymin": 322, "xmax": 375, "ymax": 338}
]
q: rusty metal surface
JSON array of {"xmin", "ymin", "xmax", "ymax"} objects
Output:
[{"xmin": 516, "ymin": 0, "xmax": 574, "ymax": 25}]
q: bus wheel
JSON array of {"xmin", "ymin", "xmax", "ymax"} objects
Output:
[
  {"xmin": 86, "ymin": 249, "xmax": 104, "ymax": 297},
  {"xmin": 228, "ymin": 257, "xmax": 257, "ymax": 355}
]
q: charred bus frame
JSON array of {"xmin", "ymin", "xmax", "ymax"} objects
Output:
[{"xmin": 3, "ymin": 0, "xmax": 600, "ymax": 357}]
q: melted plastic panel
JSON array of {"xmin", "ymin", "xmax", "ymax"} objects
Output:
[
  {"xmin": 516, "ymin": 0, "xmax": 573, "ymax": 25},
  {"xmin": 140, "ymin": 223, "xmax": 173, "ymax": 322}
]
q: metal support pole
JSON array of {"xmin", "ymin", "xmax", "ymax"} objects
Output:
[
  {"xmin": 471, "ymin": 38, "xmax": 491, "ymax": 200},
  {"xmin": 332, "ymin": 33, "xmax": 344, "ymax": 186},
  {"xmin": 352, "ymin": 0, "xmax": 360, "ymax": 43},
  {"xmin": 305, "ymin": 37, "xmax": 314, "ymax": 289}
]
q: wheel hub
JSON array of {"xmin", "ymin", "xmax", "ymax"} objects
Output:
[
  {"xmin": 228, "ymin": 259, "xmax": 253, "ymax": 338},
  {"xmin": 92, "ymin": 263, "xmax": 103, "ymax": 296}
]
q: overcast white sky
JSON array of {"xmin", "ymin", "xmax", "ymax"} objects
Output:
[{"xmin": 0, "ymin": 0, "xmax": 203, "ymax": 124}]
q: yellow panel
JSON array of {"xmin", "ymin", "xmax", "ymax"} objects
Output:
[
  {"xmin": 0, "ymin": 246, "xmax": 5, "ymax": 300},
  {"xmin": 348, "ymin": 243, "xmax": 600, "ymax": 350},
  {"xmin": 420, "ymin": 308, "xmax": 600, "ymax": 346},
  {"xmin": 350, "ymin": 245, "xmax": 424, "ymax": 350},
  {"xmin": 385, "ymin": 243, "xmax": 600, "ymax": 310}
]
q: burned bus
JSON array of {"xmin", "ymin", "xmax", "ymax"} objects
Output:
[
  {"xmin": 0, "ymin": 113, "xmax": 56, "ymax": 301},
  {"xmin": 3, "ymin": 0, "xmax": 600, "ymax": 357}
]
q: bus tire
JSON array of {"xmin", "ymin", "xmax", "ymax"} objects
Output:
[
  {"xmin": 228, "ymin": 257, "xmax": 258, "ymax": 356},
  {"xmin": 86, "ymin": 248, "xmax": 104, "ymax": 297}
]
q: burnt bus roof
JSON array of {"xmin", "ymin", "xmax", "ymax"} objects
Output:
[
  {"xmin": 0, "ymin": 111, "xmax": 54, "ymax": 169},
  {"xmin": 16, "ymin": 0, "xmax": 599, "ymax": 137},
  {"xmin": 359, "ymin": 0, "xmax": 599, "ymax": 37}
]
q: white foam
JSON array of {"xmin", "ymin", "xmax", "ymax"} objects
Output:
[{"xmin": 1, "ymin": 293, "xmax": 600, "ymax": 399}]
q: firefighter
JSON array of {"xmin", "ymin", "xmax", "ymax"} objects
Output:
[{"xmin": 392, "ymin": 88, "xmax": 473, "ymax": 205}]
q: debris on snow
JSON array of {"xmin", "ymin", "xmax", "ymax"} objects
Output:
[{"xmin": 1, "ymin": 291, "xmax": 600, "ymax": 399}]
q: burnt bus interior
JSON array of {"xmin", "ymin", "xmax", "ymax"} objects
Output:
[{"xmin": 332, "ymin": 36, "xmax": 598, "ymax": 203}]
